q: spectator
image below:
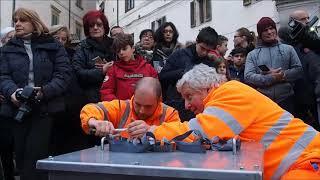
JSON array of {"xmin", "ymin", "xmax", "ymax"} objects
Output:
[
  {"xmin": 110, "ymin": 25, "xmax": 124, "ymax": 38},
  {"xmin": 208, "ymin": 35, "xmax": 227, "ymax": 67},
  {"xmin": 135, "ymin": 29, "xmax": 155, "ymax": 64},
  {"xmin": 49, "ymin": 25, "xmax": 75, "ymax": 59},
  {"xmin": 49, "ymin": 25, "xmax": 89, "ymax": 154},
  {"xmin": 152, "ymin": 22, "xmax": 183, "ymax": 73},
  {"xmin": 216, "ymin": 35, "xmax": 228, "ymax": 57},
  {"xmin": 0, "ymin": 27, "xmax": 15, "ymax": 47},
  {"xmin": 0, "ymin": 27, "xmax": 15, "ymax": 180},
  {"xmin": 100, "ymin": 33, "xmax": 158, "ymax": 101},
  {"xmin": 216, "ymin": 60, "xmax": 227, "ymax": 75},
  {"xmin": 0, "ymin": 8, "xmax": 71, "ymax": 180},
  {"xmin": 234, "ymin": 27, "xmax": 256, "ymax": 53},
  {"xmin": 73, "ymin": 10, "xmax": 115, "ymax": 103},
  {"xmin": 228, "ymin": 47, "xmax": 247, "ymax": 82},
  {"xmin": 279, "ymin": 26, "xmax": 320, "ymax": 130},
  {"xmin": 245, "ymin": 17, "xmax": 302, "ymax": 113},
  {"xmin": 215, "ymin": 60, "xmax": 228, "ymax": 83},
  {"xmin": 159, "ymin": 26, "xmax": 218, "ymax": 121},
  {"xmin": 82, "ymin": 77, "xmax": 180, "ymax": 138},
  {"xmin": 290, "ymin": 10, "xmax": 320, "ymax": 53}
]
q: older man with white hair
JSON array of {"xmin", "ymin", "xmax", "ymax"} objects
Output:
[{"xmin": 150, "ymin": 64, "xmax": 320, "ymax": 180}]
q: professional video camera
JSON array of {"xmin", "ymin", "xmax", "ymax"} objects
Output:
[
  {"xmin": 288, "ymin": 15, "xmax": 319, "ymax": 46},
  {"xmin": 14, "ymin": 86, "xmax": 40, "ymax": 122}
]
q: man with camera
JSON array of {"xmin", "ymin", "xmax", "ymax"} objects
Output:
[
  {"xmin": 278, "ymin": 10, "xmax": 320, "ymax": 130},
  {"xmin": 244, "ymin": 17, "xmax": 303, "ymax": 113},
  {"xmin": 289, "ymin": 10, "xmax": 320, "ymax": 53}
]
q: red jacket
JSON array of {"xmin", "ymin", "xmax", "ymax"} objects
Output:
[{"xmin": 100, "ymin": 55, "xmax": 158, "ymax": 101}]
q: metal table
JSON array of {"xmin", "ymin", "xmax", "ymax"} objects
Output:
[{"xmin": 37, "ymin": 142, "xmax": 263, "ymax": 180}]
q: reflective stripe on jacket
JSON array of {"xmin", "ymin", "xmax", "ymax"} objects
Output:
[
  {"xmin": 80, "ymin": 97, "xmax": 180, "ymax": 137},
  {"xmin": 153, "ymin": 80, "xmax": 320, "ymax": 180}
]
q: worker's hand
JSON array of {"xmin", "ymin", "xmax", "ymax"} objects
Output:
[
  {"xmin": 127, "ymin": 120, "xmax": 150, "ymax": 139},
  {"xmin": 88, "ymin": 118, "xmax": 115, "ymax": 137}
]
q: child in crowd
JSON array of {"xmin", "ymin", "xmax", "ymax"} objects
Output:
[
  {"xmin": 100, "ymin": 33, "xmax": 158, "ymax": 101},
  {"xmin": 228, "ymin": 47, "xmax": 247, "ymax": 82},
  {"xmin": 208, "ymin": 35, "xmax": 228, "ymax": 67},
  {"xmin": 215, "ymin": 59, "xmax": 228, "ymax": 83}
]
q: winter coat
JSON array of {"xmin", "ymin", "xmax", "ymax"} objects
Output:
[
  {"xmin": 160, "ymin": 44, "xmax": 216, "ymax": 101},
  {"xmin": 244, "ymin": 41, "xmax": 303, "ymax": 103},
  {"xmin": 294, "ymin": 45, "xmax": 320, "ymax": 104},
  {"xmin": 228, "ymin": 65, "xmax": 245, "ymax": 83},
  {"xmin": 0, "ymin": 34, "xmax": 72, "ymax": 116},
  {"xmin": 151, "ymin": 42, "xmax": 183, "ymax": 73},
  {"xmin": 159, "ymin": 44, "xmax": 216, "ymax": 121},
  {"xmin": 100, "ymin": 55, "xmax": 158, "ymax": 101},
  {"xmin": 72, "ymin": 37, "xmax": 115, "ymax": 103}
]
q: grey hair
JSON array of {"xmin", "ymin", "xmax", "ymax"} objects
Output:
[{"xmin": 176, "ymin": 64, "xmax": 223, "ymax": 92}]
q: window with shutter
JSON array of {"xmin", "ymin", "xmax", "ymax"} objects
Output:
[
  {"xmin": 190, "ymin": 1, "xmax": 195, "ymax": 27},
  {"xmin": 190, "ymin": 0, "xmax": 212, "ymax": 28}
]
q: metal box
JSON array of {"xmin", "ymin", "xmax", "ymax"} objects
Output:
[{"xmin": 37, "ymin": 142, "xmax": 263, "ymax": 180}]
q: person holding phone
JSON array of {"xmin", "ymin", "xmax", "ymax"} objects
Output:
[
  {"xmin": 244, "ymin": 17, "xmax": 302, "ymax": 113},
  {"xmin": 72, "ymin": 10, "xmax": 115, "ymax": 104}
]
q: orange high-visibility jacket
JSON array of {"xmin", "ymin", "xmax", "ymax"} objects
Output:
[
  {"xmin": 81, "ymin": 98, "xmax": 180, "ymax": 137},
  {"xmin": 152, "ymin": 80, "xmax": 320, "ymax": 180}
]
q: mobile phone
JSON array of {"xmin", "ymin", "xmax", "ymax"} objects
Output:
[
  {"xmin": 258, "ymin": 65, "xmax": 270, "ymax": 72},
  {"xmin": 92, "ymin": 56, "xmax": 107, "ymax": 64}
]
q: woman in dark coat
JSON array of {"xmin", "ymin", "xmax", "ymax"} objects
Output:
[
  {"xmin": 49, "ymin": 25, "xmax": 89, "ymax": 155},
  {"xmin": 152, "ymin": 22, "xmax": 183, "ymax": 73},
  {"xmin": 0, "ymin": 8, "xmax": 71, "ymax": 180},
  {"xmin": 72, "ymin": 10, "xmax": 115, "ymax": 103}
]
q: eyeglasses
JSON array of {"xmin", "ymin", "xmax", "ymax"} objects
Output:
[
  {"xmin": 163, "ymin": 30, "xmax": 174, "ymax": 34},
  {"xmin": 89, "ymin": 22, "xmax": 103, "ymax": 28}
]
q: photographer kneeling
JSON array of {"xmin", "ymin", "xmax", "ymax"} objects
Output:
[{"xmin": 0, "ymin": 8, "xmax": 71, "ymax": 180}]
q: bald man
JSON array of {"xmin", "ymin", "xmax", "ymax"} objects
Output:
[
  {"xmin": 289, "ymin": 9, "xmax": 320, "ymax": 53},
  {"xmin": 290, "ymin": 10, "xmax": 310, "ymax": 26},
  {"xmin": 80, "ymin": 77, "xmax": 180, "ymax": 138}
]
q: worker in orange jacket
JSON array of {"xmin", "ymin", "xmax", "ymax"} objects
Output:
[
  {"xmin": 81, "ymin": 77, "xmax": 180, "ymax": 138},
  {"xmin": 149, "ymin": 64, "xmax": 320, "ymax": 180}
]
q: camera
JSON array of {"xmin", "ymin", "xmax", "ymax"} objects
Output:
[
  {"xmin": 288, "ymin": 16, "xmax": 319, "ymax": 41},
  {"xmin": 14, "ymin": 86, "xmax": 40, "ymax": 122}
]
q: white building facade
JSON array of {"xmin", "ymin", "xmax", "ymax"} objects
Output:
[
  {"xmin": 0, "ymin": 0, "xmax": 96, "ymax": 40},
  {"xmin": 100, "ymin": 0, "xmax": 279, "ymax": 48}
]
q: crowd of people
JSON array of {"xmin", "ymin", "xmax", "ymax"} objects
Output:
[{"xmin": 0, "ymin": 7, "xmax": 319, "ymax": 180}]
